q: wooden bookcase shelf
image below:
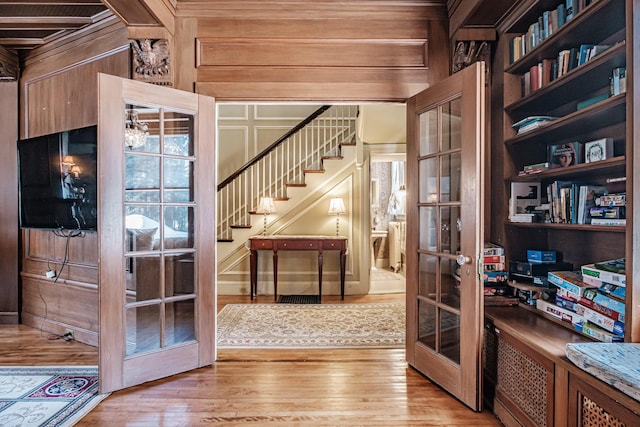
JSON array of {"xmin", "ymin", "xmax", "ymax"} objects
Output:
[{"xmin": 498, "ymin": 0, "xmax": 629, "ymax": 339}]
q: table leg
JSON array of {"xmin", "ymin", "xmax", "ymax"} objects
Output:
[
  {"xmin": 318, "ymin": 249, "xmax": 324, "ymax": 303},
  {"xmin": 273, "ymin": 249, "xmax": 278, "ymax": 302},
  {"xmin": 340, "ymin": 249, "xmax": 346, "ymax": 300},
  {"xmin": 250, "ymin": 249, "xmax": 257, "ymax": 300}
]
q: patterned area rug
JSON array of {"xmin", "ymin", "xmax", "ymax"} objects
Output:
[
  {"xmin": 0, "ymin": 366, "xmax": 108, "ymax": 427},
  {"xmin": 217, "ymin": 303, "xmax": 405, "ymax": 349}
]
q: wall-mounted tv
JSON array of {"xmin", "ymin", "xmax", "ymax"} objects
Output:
[{"xmin": 18, "ymin": 125, "xmax": 98, "ymax": 232}]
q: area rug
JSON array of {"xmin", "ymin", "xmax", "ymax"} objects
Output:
[
  {"xmin": 0, "ymin": 366, "xmax": 108, "ymax": 427},
  {"xmin": 217, "ymin": 303, "xmax": 405, "ymax": 349},
  {"xmin": 277, "ymin": 295, "xmax": 319, "ymax": 304}
]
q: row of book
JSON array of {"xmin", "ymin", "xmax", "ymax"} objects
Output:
[
  {"xmin": 546, "ymin": 181, "xmax": 626, "ymax": 225},
  {"xmin": 509, "ymin": 178, "xmax": 625, "ymax": 225},
  {"xmin": 509, "ymin": 0, "xmax": 593, "ymax": 65},
  {"xmin": 538, "ymin": 258, "xmax": 626, "ymax": 342},
  {"xmin": 521, "ymin": 44, "xmax": 610, "ymax": 96}
]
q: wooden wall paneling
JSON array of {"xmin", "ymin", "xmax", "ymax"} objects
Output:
[
  {"xmin": 25, "ymin": 51, "xmax": 130, "ymax": 137},
  {"xmin": 174, "ymin": 17, "xmax": 197, "ymax": 92},
  {"xmin": 187, "ymin": 2, "xmax": 450, "ymax": 102},
  {"xmin": 18, "ymin": 21, "xmax": 131, "ymax": 343},
  {"xmin": 20, "ymin": 276, "xmax": 99, "ymax": 346},
  {"xmin": 0, "ymin": 80, "xmax": 18, "ymax": 324}
]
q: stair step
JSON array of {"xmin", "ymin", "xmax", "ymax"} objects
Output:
[
  {"xmin": 285, "ymin": 183, "xmax": 306, "ymax": 187},
  {"xmin": 230, "ymin": 224, "xmax": 252, "ymax": 229},
  {"xmin": 341, "ymin": 141, "xmax": 356, "ymax": 146},
  {"xmin": 217, "ymin": 238, "xmax": 233, "ymax": 242},
  {"xmin": 322, "ymin": 155, "xmax": 343, "ymax": 160},
  {"xmin": 303, "ymin": 169, "xmax": 325, "ymax": 174}
]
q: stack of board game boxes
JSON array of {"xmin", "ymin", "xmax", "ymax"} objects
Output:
[
  {"xmin": 539, "ymin": 258, "xmax": 625, "ymax": 342},
  {"xmin": 453, "ymin": 243, "xmax": 514, "ymax": 303},
  {"xmin": 466, "ymin": 243, "xmax": 518, "ymax": 306},
  {"xmin": 509, "ymin": 250, "xmax": 572, "ymax": 306}
]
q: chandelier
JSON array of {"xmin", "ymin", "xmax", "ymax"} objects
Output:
[{"xmin": 125, "ymin": 109, "xmax": 149, "ymax": 149}]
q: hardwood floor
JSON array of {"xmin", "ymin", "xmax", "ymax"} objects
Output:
[{"xmin": 0, "ymin": 294, "xmax": 502, "ymax": 426}]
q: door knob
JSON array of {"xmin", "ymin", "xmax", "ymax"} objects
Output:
[{"xmin": 457, "ymin": 254, "xmax": 471, "ymax": 265}]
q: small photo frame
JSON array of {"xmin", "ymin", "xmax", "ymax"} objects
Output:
[{"xmin": 585, "ymin": 138, "xmax": 614, "ymax": 163}]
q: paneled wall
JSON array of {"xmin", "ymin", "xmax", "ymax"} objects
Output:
[
  {"xmin": 174, "ymin": 1, "xmax": 450, "ymax": 101},
  {"xmin": 18, "ymin": 16, "xmax": 129, "ymax": 344}
]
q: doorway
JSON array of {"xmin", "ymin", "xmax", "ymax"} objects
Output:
[{"xmin": 369, "ymin": 154, "xmax": 406, "ymax": 294}]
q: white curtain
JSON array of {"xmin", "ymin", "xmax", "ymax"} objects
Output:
[{"xmin": 387, "ymin": 161, "xmax": 405, "ymax": 216}]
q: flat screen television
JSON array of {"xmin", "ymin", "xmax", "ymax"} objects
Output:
[{"xmin": 18, "ymin": 125, "xmax": 98, "ymax": 232}]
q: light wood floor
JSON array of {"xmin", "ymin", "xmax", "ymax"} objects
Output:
[{"xmin": 0, "ymin": 294, "xmax": 502, "ymax": 426}]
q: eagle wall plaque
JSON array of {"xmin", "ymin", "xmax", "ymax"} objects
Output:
[{"xmin": 130, "ymin": 39, "xmax": 172, "ymax": 86}]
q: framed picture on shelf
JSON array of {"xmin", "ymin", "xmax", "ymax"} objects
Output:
[
  {"xmin": 585, "ymin": 138, "xmax": 614, "ymax": 163},
  {"xmin": 548, "ymin": 142, "xmax": 583, "ymax": 168}
]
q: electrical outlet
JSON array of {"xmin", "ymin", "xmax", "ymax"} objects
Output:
[
  {"xmin": 45, "ymin": 270, "xmax": 56, "ymax": 279},
  {"xmin": 63, "ymin": 330, "xmax": 74, "ymax": 341}
]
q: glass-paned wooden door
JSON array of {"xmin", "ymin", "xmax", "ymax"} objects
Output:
[
  {"xmin": 98, "ymin": 74, "xmax": 216, "ymax": 393},
  {"xmin": 405, "ymin": 62, "xmax": 485, "ymax": 410}
]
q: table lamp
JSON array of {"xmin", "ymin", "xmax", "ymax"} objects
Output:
[
  {"xmin": 256, "ymin": 197, "xmax": 275, "ymax": 236},
  {"xmin": 328, "ymin": 197, "xmax": 347, "ymax": 236}
]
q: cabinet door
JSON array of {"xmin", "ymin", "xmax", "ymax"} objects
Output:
[
  {"xmin": 406, "ymin": 61, "xmax": 486, "ymax": 410},
  {"xmin": 98, "ymin": 74, "xmax": 216, "ymax": 393}
]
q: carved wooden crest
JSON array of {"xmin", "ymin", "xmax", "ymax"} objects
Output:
[
  {"xmin": 0, "ymin": 60, "xmax": 18, "ymax": 81},
  {"xmin": 130, "ymin": 39, "xmax": 172, "ymax": 86},
  {"xmin": 452, "ymin": 40, "xmax": 491, "ymax": 76}
]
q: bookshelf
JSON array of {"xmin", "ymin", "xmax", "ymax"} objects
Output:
[{"xmin": 498, "ymin": 0, "xmax": 629, "ymax": 343}]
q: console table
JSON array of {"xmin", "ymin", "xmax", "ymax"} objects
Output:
[{"xmin": 248, "ymin": 235, "xmax": 347, "ymax": 302}]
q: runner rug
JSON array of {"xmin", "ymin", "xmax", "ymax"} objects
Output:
[
  {"xmin": 0, "ymin": 366, "xmax": 108, "ymax": 427},
  {"xmin": 217, "ymin": 303, "xmax": 405, "ymax": 349}
]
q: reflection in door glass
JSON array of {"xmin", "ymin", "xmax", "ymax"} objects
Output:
[
  {"xmin": 442, "ymin": 99, "xmax": 462, "ymax": 151},
  {"xmin": 418, "ymin": 300, "xmax": 437, "ymax": 351}
]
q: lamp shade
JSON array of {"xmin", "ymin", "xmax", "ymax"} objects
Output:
[
  {"xmin": 328, "ymin": 197, "xmax": 347, "ymax": 215},
  {"xmin": 256, "ymin": 197, "xmax": 275, "ymax": 214}
]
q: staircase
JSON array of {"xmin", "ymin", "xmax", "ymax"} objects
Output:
[{"xmin": 216, "ymin": 105, "xmax": 359, "ymax": 246}]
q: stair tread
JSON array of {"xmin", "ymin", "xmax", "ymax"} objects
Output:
[
  {"xmin": 303, "ymin": 169, "xmax": 325, "ymax": 174},
  {"xmin": 230, "ymin": 224, "xmax": 252, "ymax": 229},
  {"xmin": 322, "ymin": 155, "xmax": 343, "ymax": 160},
  {"xmin": 285, "ymin": 183, "xmax": 307, "ymax": 187}
]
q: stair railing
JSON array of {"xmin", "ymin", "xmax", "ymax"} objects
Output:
[{"xmin": 217, "ymin": 105, "xmax": 358, "ymax": 241}]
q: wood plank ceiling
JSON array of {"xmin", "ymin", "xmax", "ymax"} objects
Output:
[{"xmin": 0, "ymin": 0, "xmax": 111, "ymax": 52}]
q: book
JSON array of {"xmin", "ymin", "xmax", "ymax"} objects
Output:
[
  {"xmin": 536, "ymin": 299, "xmax": 584, "ymax": 324},
  {"xmin": 483, "ymin": 243, "xmax": 504, "ymax": 256},
  {"xmin": 509, "ymin": 182, "xmax": 541, "ymax": 217},
  {"xmin": 578, "ymin": 295, "xmax": 625, "ymax": 323},
  {"xmin": 512, "ymin": 116, "xmax": 556, "ymax": 133},
  {"xmin": 574, "ymin": 321, "xmax": 624, "ymax": 342},
  {"xmin": 483, "ymin": 255, "xmax": 505, "ymax": 264},
  {"xmin": 584, "ymin": 137, "xmax": 614, "ymax": 163},
  {"xmin": 577, "ymin": 184, "xmax": 608, "ymax": 224},
  {"xmin": 582, "ymin": 288, "xmax": 626, "ymax": 313},
  {"xmin": 548, "ymin": 271, "xmax": 598, "ymax": 298},
  {"xmin": 589, "ymin": 206, "xmax": 625, "ymax": 219},
  {"xmin": 596, "ymin": 193, "xmax": 626, "ymax": 207},
  {"xmin": 484, "ymin": 262, "xmax": 507, "ymax": 272},
  {"xmin": 590, "ymin": 218, "xmax": 626, "ymax": 226},
  {"xmin": 581, "ymin": 261, "xmax": 626, "ymax": 286},
  {"xmin": 549, "ymin": 142, "xmax": 582, "ymax": 168},
  {"xmin": 575, "ymin": 304, "xmax": 624, "ymax": 336},
  {"xmin": 577, "ymin": 93, "xmax": 609, "ymax": 110},
  {"xmin": 594, "ymin": 258, "xmax": 625, "ymax": 273}
]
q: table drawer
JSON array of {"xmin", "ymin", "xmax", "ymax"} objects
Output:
[
  {"xmin": 323, "ymin": 239, "xmax": 346, "ymax": 250},
  {"xmin": 251, "ymin": 240, "xmax": 273, "ymax": 250},
  {"xmin": 277, "ymin": 240, "xmax": 319, "ymax": 250}
]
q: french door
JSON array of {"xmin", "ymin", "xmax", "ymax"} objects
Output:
[
  {"xmin": 405, "ymin": 62, "xmax": 486, "ymax": 410},
  {"xmin": 98, "ymin": 74, "xmax": 216, "ymax": 393}
]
